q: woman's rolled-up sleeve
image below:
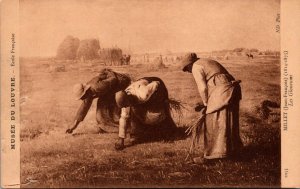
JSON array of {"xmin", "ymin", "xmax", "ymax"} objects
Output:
[
  {"xmin": 74, "ymin": 97, "xmax": 93, "ymax": 122},
  {"xmin": 119, "ymin": 107, "xmax": 130, "ymax": 138},
  {"xmin": 192, "ymin": 64, "xmax": 208, "ymax": 106}
]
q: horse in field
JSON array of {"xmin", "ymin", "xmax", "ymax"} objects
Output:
[{"xmin": 246, "ymin": 53, "xmax": 254, "ymax": 59}]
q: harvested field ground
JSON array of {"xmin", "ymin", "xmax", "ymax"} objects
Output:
[{"xmin": 20, "ymin": 57, "xmax": 280, "ymax": 188}]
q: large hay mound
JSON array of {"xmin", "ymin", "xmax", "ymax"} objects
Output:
[
  {"xmin": 56, "ymin": 35, "xmax": 80, "ymax": 60},
  {"xmin": 77, "ymin": 39, "xmax": 100, "ymax": 61}
]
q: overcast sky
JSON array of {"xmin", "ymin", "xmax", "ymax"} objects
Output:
[{"xmin": 20, "ymin": 0, "xmax": 280, "ymax": 57}]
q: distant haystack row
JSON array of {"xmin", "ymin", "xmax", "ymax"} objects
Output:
[{"xmin": 56, "ymin": 35, "xmax": 130, "ymax": 66}]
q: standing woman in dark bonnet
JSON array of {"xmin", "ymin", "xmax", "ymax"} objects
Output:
[{"xmin": 180, "ymin": 53, "xmax": 243, "ymax": 162}]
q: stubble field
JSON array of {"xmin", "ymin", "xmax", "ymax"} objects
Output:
[{"xmin": 20, "ymin": 56, "xmax": 280, "ymax": 188}]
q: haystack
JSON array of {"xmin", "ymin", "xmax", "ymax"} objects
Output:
[
  {"xmin": 77, "ymin": 39, "xmax": 100, "ymax": 61},
  {"xmin": 98, "ymin": 48, "xmax": 123, "ymax": 66},
  {"xmin": 56, "ymin": 35, "xmax": 80, "ymax": 60}
]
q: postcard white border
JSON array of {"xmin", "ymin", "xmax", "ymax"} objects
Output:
[
  {"xmin": 1, "ymin": 0, "xmax": 20, "ymax": 188},
  {"xmin": 281, "ymin": 0, "xmax": 300, "ymax": 187}
]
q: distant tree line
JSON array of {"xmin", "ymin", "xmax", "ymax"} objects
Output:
[{"xmin": 211, "ymin": 48, "xmax": 279, "ymax": 55}]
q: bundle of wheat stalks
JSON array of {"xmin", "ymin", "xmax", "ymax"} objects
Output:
[
  {"xmin": 168, "ymin": 99, "xmax": 206, "ymax": 161},
  {"xmin": 168, "ymin": 98, "xmax": 185, "ymax": 122},
  {"xmin": 185, "ymin": 108, "xmax": 206, "ymax": 161}
]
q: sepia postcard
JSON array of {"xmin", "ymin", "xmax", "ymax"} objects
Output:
[{"xmin": 1, "ymin": 0, "xmax": 300, "ymax": 188}]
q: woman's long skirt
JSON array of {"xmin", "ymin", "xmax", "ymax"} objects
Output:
[{"xmin": 204, "ymin": 74, "xmax": 243, "ymax": 159}]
